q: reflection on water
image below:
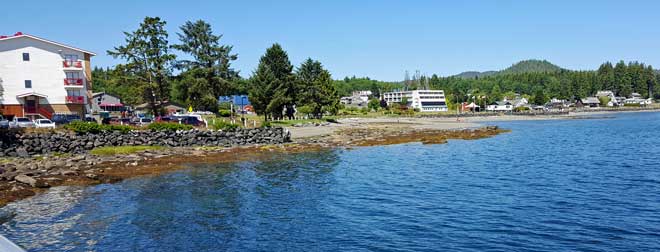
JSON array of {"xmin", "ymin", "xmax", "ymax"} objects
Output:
[{"xmin": 2, "ymin": 112, "xmax": 660, "ymax": 251}]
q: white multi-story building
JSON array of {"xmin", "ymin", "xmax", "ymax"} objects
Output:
[
  {"xmin": 381, "ymin": 90, "xmax": 448, "ymax": 112},
  {"xmin": 0, "ymin": 32, "xmax": 95, "ymax": 119}
]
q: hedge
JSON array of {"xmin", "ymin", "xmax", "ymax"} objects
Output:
[{"xmin": 147, "ymin": 122, "xmax": 193, "ymax": 131}]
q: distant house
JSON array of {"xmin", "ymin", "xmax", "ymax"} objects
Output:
[
  {"xmin": 615, "ymin": 96, "xmax": 626, "ymax": 105},
  {"xmin": 624, "ymin": 97, "xmax": 651, "ymax": 105},
  {"xmin": 134, "ymin": 101, "xmax": 186, "ymax": 115},
  {"xmin": 546, "ymin": 98, "xmax": 570, "ymax": 110},
  {"xmin": 91, "ymin": 92, "xmax": 124, "ymax": 113},
  {"xmin": 486, "ymin": 101, "xmax": 513, "ymax": 112},
  {"xmin": 507, "ymin": 97, "xmax": 528, "ymax": 108},
  {"xmin": 340, "ymin": 90, "xmax": 372, "ymax": 107},
  {"xmin": 581, "ymin": 97, "xmax": 600, "ymax": 107},
  {"xmin": 340, "ymin": 96, "xmax": 357, "ymax": 105},
  {"xmin": 595, "ymin": 90, "xmax": 618, "ymax": 106}
]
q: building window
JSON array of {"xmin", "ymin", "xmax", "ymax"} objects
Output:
[
  {"xmin": 24, "ymin": 80, "xmax": 32, "ymax": 88},
  {"xmin": 22, "ymin": 53, "xmax": 30, "ymax": 61},
  {"xmin": 66, "ymin": 72, "xmax": 81, "ymax": 79}
]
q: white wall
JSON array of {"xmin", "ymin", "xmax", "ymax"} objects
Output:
[{"xmin": 0, "ymin": 36, "xmax": 87, "ymax": 105}]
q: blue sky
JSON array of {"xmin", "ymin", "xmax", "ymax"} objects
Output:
[{"xmin": 2, "ymin": 0, "xmax": 659, "ymax": 81}]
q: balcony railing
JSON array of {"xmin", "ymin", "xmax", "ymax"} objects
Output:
[
  {"xmin": 65, "ymin": 96, "xmax": 85, "ymax": 104},
  {"xmin": 63, "ymin": 60, "xmax": 83, "ymax": 68},
  {"xmin": 64, "ymin": 78, "xmax": 83, "ymax": 86}
]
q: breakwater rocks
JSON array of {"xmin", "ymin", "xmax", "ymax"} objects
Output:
[{"xmin": 0, "ymin": 127, "xmax": 291, "ymax": 157}]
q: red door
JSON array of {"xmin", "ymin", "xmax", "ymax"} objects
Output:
[{"xmin": 25, "ymin": 100, "xmax": 36, "ymax": 113}]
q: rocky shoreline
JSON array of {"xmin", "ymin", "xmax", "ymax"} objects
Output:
[{"xmin": 0, "ymin": 125, "xmax": 506, "ymax": 207}]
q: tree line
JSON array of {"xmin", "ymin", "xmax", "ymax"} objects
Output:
[
  {"xmin": 94, "ymin": 16, "xmax": 339, "ymax": 119},
  {"xmin": 425, "ymin": 61, "xmax": 659, "ymax": 105}
]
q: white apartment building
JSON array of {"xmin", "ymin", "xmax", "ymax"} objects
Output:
[
  {"xmin": 0, "ymin": 32, "xmax": 95, "ymax": 119},
  {"xmin": 381, "ymin": 90, "xmax": 448, "ymax": 112}
]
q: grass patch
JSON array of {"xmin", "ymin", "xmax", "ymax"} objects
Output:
[
  {"xmin": 269, "ymin": 119, "xmax": 330, "ymax": 126},
  {"xmin": 90, "ymin": 145, "xmax": 165, "ymax": 156}
]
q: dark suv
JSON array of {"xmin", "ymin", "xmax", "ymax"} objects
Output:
[
  {"xmin": 51, "ymin": 114, "xmax": 81, "ymax": 125},
  {"xmin": 179, "ymin": 116, "xmax": 204, "ymax": 127}
]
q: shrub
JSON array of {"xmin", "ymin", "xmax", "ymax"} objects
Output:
[
  {"xmin": 324, "ymin": 118, "xmax": 338, "ymax": 123},
  {"xmin": 210, "ymin": 120, "xmax": 239, "ymax": 131},
  {"xmin": 360, "ymin": 107, "xmax": 369, "ymax": 114},
  {"xmin": 624, "ymin": 103, "xmax": 641, "ymax": 107},
  {"xmin": 218, "ymin": 109, "xmax": 232, "ymax": 117},
  {"xmin": 261, "ymin": 121, "xmax": 272, "ymax": 128},
  {"xmin": 147, "ymin": 122, "xmax": 193, "ymax": 131},
  {"xmin": 514, "ymin": 106, "xmax": 530, "ymax": 112},
  {"xmin": 599, "ymin": 96, "xmax": 610, "ymax": 106},
  {"xmin": 64, "ymin": 121, "xmax": 133, "ymax": 134}
]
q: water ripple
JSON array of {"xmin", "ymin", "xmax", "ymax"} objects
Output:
[{"xmin": 2, "ymin": 112, "xmax": 660, "ymax": 251}]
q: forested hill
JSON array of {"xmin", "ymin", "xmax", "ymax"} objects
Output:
[
  {"xmin": 453, "ymin": 71, "xmax": 497, "ymax": 79},
  {"xmin": 454, "ymin": 59, "xmax": 563, "ymax": 78},
  {"xmin": 499, "ymin": 60, "xmax": 563, "ymax": 74}
]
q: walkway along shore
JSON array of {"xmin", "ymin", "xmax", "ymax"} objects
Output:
[{"xmin": 0, "ymin": 118, "xmax": 510, "ymax": 208}]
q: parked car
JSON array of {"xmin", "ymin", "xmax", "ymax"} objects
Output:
[
  {"xmin": 134, "ymin": 118, "xmax": 153, "ymax": 126},
  {"xmin": 52, "ymin": 114, "xmax": 81, "ymax": 125},
  {"xmin": 178, "ymin": 116, "xmax": 204, "ymax": 127},
  {"xmin": 0, "ymin": 115, "xmax": 9, "ymax": 129},
  {"xmin": 84, "ymin": 117, "xmax": 98, "ymax": 123},
  {"xmin": 34, "ymin": 119, "xmax": 56, "ymax": 129},
  {"xmin": 9, "ymin": 117, "xmax": 35, "ymax": 128},
  {"xmin": 156, "ymin": 116, "xmax": 177, "ymax": 123}
]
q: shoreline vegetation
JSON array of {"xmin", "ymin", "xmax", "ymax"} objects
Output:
[{"xmin": 1, "ymin": 109, "xmax": 657, "ymax": 208}]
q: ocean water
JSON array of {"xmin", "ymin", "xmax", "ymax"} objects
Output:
[{"xmin": 2, "ymin": 112, "xmax": 660, "ymax": 251}]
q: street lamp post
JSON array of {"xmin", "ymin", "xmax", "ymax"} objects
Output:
[{"xmin": 241, "ymin": 96, "xmax": 247, "ymax": 127}]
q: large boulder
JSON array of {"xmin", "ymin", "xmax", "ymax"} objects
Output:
[{"xmin": 14, "ymin": 174, "xmax": 37, "ymax": 187}]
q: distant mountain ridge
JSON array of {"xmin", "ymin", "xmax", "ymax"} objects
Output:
[{"xmin": 454, "ymin": 59, "xmax": 564, "ymax": 78}]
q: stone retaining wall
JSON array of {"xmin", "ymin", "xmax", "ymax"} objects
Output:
[{"xmin": 0, "ymin": 127, "xmax": 291, "ymax": 157}]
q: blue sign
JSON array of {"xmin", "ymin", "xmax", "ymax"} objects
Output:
[{"xmin": 218, "ymin": 95, "xmax": 250, "ymax": 105}]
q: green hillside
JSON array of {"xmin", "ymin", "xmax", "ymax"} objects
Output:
[
  {"xmin": 499, "ymin": 60, "xmax": 563, "ymax": 75},
  {"xmin": 454, "ymin": 71, "xmax": 498, "ymax": 79},
  {"xmin": 455, "ymin": 59, "xmax": 563, "ymax": 78}
]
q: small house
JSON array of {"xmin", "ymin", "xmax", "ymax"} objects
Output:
[
  {"xmin": 486, "ymin": 101, "xmax": 513, "ymax": 112},
  {"xmin": 135, "ymin": 101, "xmax": 186, "ymax": 115},
  {"xmin": 91, "ymin": 92, "xmax": 125, "ymax": 114},
  {"xmin": 581, "ymin": 97, "xmax": 600, "ymax": 107}
]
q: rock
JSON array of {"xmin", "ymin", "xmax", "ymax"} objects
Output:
[
  {"xmin": 1, "ymin": 171, "xmax": 17, "ymax": 181},
  {"xmin": 16, "ymin": 148, "xmax": 29, "ymax": 158},
  {"xmin": 61, "ymin": 170, "xmax": 78, "ymax": 176},
  {"xmin": 15, "ymin": 174, "xmax": 37, "ymax": 187}
]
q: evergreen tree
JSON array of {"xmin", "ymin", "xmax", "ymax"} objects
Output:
[
  {"xmin": 257, "ymin": 44, "xmax": 296, "ymax": 119},
  {"xmin": 533, "ymin": 89, "xmax": 546, "ymax": 105},
  {"xmin": 107, "ymin": 16, "xmax": 175, "ymax": 116},
  {"xmin": 248, "ymin": 64, "xmax": 279, "ymax": 121},
  {"xmin": 490, "ymin": 84, "xmax": 502, "ymax": 102},
  {"xmin": 171, "ymin": 20, "xmax": 239, "ymax": 108},
  {"xmin": 646, "ymin": 65, "xmax": 656, "ymax": 98},
  {"xmin": 597, "ymin": 62, "xmax": 615, "ymax": 92},
  {"xmin": 614, "ymin": 61, "xmax": 632, "ymax": 97},
  {"xmin": 296, "ymin": 58, "xmax": 339, "ymax": 118}
]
